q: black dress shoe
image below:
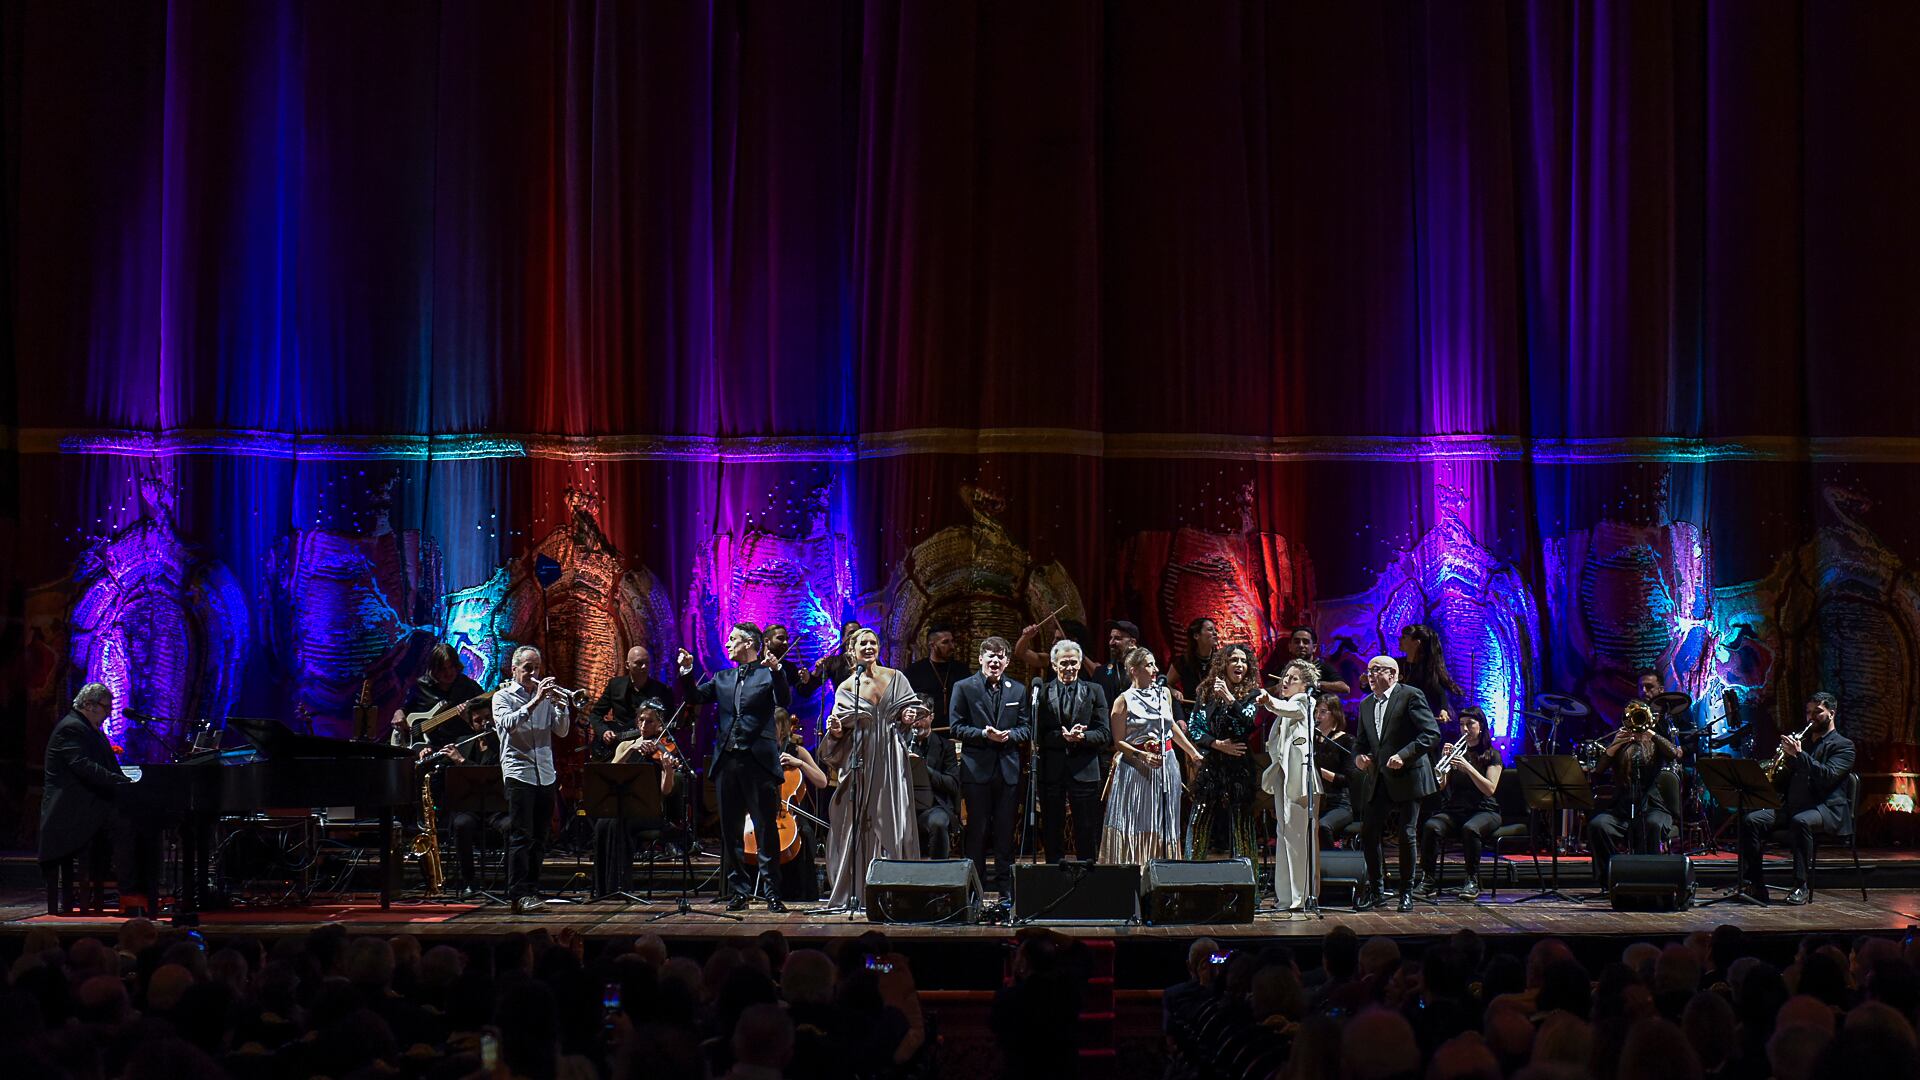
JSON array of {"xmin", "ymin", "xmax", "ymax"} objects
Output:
[
  {"xmin": 726, "ymin": 895, "xmax": 750, "ymax": 912},
  {"xmin": 1353, "ymin": 887, "xmax": 1380, "ymax": 912},
  {"xmin": 1397, "ymin": 891, "xmax": 1414, "ymax": 913},
  {"xmin": 765, "ymin": 897, "xmax": 788, "ymax": 914},
  {"xmin": 1787, "ymin": 886, "xmax": 1811, "ymax": 905}
]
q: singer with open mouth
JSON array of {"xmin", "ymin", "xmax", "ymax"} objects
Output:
[{"xmin": 818, "ymin": 628, "xmax": 922, "ymax": 911}]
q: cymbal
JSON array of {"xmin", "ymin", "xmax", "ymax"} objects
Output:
[
  {"xmin": 1532, "ymin": 693, "xmax": 1590, "ymax": 719},
  {"xmin": 1650, "ymin": 691, "xmax": 1693, "ymax": 715},
  {"xmin": 1518, "ymin": 710, "xmax": 1567, "ymax": 727}
]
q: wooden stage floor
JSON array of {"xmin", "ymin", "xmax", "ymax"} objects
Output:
[{"xmin": 7, "ymin": 887, "xmax": 1919, "ymax": 945}]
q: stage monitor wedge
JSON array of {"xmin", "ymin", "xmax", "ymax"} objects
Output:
[
  {"xmin": 1607, "ymin": 854, "xmax": 1694, "ymax": 912},
  {"xmin": 1013, "ymin": 861, "xmax": 1141, "ymax": 923},
  {"xmin": 1142, "ymin": 857, "xmax": 1257, "ymax": 925},
  {"xmin": 866, "ymin": 858, "xmax": 982, "ymax": 924}
]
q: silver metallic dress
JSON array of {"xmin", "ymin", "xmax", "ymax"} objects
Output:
[
  {"xmin": 818, "ymin": 668, "xmax": 922, "ymax": 909},
  {"xmin": 1098, "ymin": 684, "xmax": 1186, "ymax": 866}
]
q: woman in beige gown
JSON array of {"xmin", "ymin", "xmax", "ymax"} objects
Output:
[{"xmin": 818, "ymin": 628, "xmax": 921, "ymax": 910}]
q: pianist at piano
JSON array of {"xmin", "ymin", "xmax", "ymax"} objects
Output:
[{"xmin": 39, "ymin": 682, "xmax": 142, "ymax": 915}]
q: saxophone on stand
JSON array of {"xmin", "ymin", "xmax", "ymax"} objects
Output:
[{"xmin": 410, "ymin": 769, "xmax": 446, "ymax": 897}]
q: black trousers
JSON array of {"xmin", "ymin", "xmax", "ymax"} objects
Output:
[
  {"xmin": 963, "ymin": 779, "xmax": 1020, "ymax": 892},
  {"xmin": 1319, "ymin": 802, "xmax": 1355, "ymax": 850},
  {"xmin": 1419, "ymin": 809, "xmax": 1501, "ymax": 878},
  {"xmin": 504, "ymin": 779, "xmax": 555, "ymax": 900},
  {"xmin": 714, "ymin": 749, "xmax": 782, "ymax": 900},
  {"xmin": 1360, "ymin": 788, "xmax": 1419, "ymax": 892},
  {"xmin": 1740, "ymin": 806, "xmax": 1828, "ymax": 888},
  {"xmin": 450, "ymin": 810, "xmax": 509, "ymax": 884},
  {"xmin": 918, "ymin": 805, "xmax": 957, "ymax": 859},
  {"xmin": 1039, "ymin": 775, "xmax": 1104, "ymax": 862},
  {"xmin": 1586, "ymin": 807, "xmax": 1671, "ymax": 889},
  {"xmin": 592, "ymin": 816, "xmax": 666, "ymax": 895}
]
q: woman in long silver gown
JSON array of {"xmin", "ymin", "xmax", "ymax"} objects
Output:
[
  {"xmin": 1099, "ymin": 646, "xmax": 1201, "ymax": 866},
  {"xmin": 817, "ymin": 628, "xmax": 921, "ymax": 910}
]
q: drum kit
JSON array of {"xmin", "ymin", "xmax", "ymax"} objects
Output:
[{"xmin": 1517, "ymin": 687, "xmax": 1756, "ymax": 853}]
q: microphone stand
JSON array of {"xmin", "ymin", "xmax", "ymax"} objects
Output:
[
  {"xmin": 1024, "ymin": 681, "xmax": 1041, "ymax": 866},
  {"xmin": 843, "ymin": 661, "xmax": 868, "ymax": 920},
  {"xmin": 1301, "ymin": 684, "xmax": 1324, "ymax": 918}
]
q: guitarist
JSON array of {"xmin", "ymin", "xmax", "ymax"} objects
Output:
[
  {"xmin": 390, "ymin": 643, "xmax": 489, "ymax": 753},
  {"xmin": 589, "ymin": 700, "xmax": 680, "ymax": 896},
  {"xmin": 588, "ymin": 646, "xmax": 677, "ymax": 753}
]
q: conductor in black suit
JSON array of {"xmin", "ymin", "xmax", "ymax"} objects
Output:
[
  {"xmin": 678, "ymin": 623, "xmax": 792, "ymax": 912},
  {"xmin": 1351, "ymin": 656, "xmax": 1440, "ymax": 912},
  {"xmin": 1034, "ymin": 639, "xmax": 1111, "ymax": 862},
  {"xmin": 40, "ymin": 682, "xmax": 134, "ymax": 914},
  {"xmin": 949, "ymin": 636, "xmax": 1032, "ymax": 894}
]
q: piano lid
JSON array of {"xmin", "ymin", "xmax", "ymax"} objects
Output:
[{"xmin": 226, "ymin": 715, "xmax": 412, "ymax": 761}]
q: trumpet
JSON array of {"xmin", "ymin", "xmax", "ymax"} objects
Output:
[
  {"xmin": 1597, "ymin": 699, "xmax": 1658, "ymax": 743},
  {"xmin": 1435, "ymin": 738, "xmax": 1472, "ymax": 778},
  {"xmin": 1763, "ymin": 720, "xmax": 1816, "ymax": 782},
  {"xmin": 537, "ymin": 679, "xmax": 592, "ymax": 708}
]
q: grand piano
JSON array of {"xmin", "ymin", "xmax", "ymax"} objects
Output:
[{"xmin": 124, "ymin": 716, "xmax": 414, "ymax": 921}]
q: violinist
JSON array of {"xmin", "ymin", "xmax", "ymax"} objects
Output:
[
  {"xmin": 1314, "ymin": 695, "xmax": 1356, "ymax": 850},
  {"xmin": 590, "ymin": 701, "xmax": 680, "ymax": 898}
]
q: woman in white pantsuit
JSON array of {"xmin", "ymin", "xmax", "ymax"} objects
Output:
[{"xmin": 1259, "ymin": 659, "xmax": 1320, "ymax": 910}]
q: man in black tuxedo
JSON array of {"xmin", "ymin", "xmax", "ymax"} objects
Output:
[
  {"xmin": 678, "ymin": 623, "xmax": 792, "ymax": 911},
  {"xmin": 1740, "ymin": 691, "xmax": 1856, "ymax": 905},
  {"xmin": 949, "ymin": 636, "xmax": 1031, "ymax": 894},
  {"xmin": 906, "ymin": 695, "xmax": 963, "ymax": 857},
  {"xmin": 39, "ymin": 682, "xmax": 134, "ymax": 913},
  {"xmin": 1033, "ymin": 639, "xmax": 1111, "ymax": 862},
  {"xmin": 1351, "ymin": 656, "xmax": 1439, "ymax": 912}
]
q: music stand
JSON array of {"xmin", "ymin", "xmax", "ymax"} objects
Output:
[
  {"xmin": 441, "ymin": 766, "xmax": 510, "ymax": 906},
  {"xmin": 1694, "ymin": 756, "xmax": 1782, "ymax": 907},
  {"xmin": 1513, "ymin": 755, "xmax": 1596, "ymax": 903},
  {"xmin": 582, "ymin": 762, "xmax": 663, "ymax": 904}
]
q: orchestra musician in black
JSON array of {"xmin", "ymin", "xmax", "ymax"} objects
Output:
[
  {"xmin": 587, "ymin": 699, "xmax": 680, "ymax": 897},
  {"xmin": 904, "ymin": 695, "xmax": 962, "ymax": 858},
  {"xmin": 1738, "ymin": 692, "xmax": 1855, "ymax": 905},
  {"xmin": 390, "ymin": 643, "xmax": 488, "ymax": 751}
]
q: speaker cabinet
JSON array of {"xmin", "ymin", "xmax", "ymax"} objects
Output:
[
  {"xmin": 1607, "ymin": 854, "xmax": 1694, "ymax": 912},
  {"xmin": 1316, "ymin": 850, "xmax": 1369, "ymax": 904},
  {"xmin": 865, "ymin": 859, "xmax": 982, "ymax": 923},
  {"xmin": 1141, "ymin": 858, "xmax": 1257, "ymax": 924},
  {"xmin": 1013, "ymin": 861, "xmax": 1141, "ymax": 923}
]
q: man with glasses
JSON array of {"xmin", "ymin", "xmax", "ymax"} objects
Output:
[{"xmin": 1351, "ymin": 656, "xmax": 1439, "ymax": 912}]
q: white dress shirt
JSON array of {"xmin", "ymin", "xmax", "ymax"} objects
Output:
[{"xmin": 492, "ymin": 680, "xmax": 572, "ymax": 786}]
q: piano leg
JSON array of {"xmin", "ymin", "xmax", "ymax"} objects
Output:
[{"xmin": 380, "ymin": 812, "xmax": 394, "ymax": 909}]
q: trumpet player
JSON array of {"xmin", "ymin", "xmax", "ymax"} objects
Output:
[
  {"xmin": 491, "ymin": 646, "xmax": 574, "ymax": 914},
  {"xmin": 1583, "ymin": 701, "xmax": 1678, "ymax": 893},
  {"xmin": 1738, "ymin": 692, "xmax": 1854, "ymax": 905},
  {"xmin": 1415, "ymin": 707, "xmax": 1502, "ymax": 902}
]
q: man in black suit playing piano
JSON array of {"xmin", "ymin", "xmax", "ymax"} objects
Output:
[
  {"xmin": 40, "ymin": 682, "xmax": 133, "ymax": 914},
  {"xmin": 678, "ymin": 623, "xmax": 791, "ymax": 912}
]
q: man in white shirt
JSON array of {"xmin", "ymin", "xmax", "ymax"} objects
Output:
[{"xmin": 492, "ymin": 646, "xmax": 572, "ymax": 914}]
